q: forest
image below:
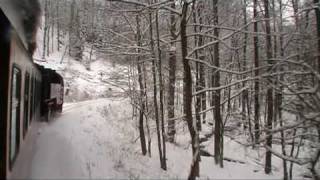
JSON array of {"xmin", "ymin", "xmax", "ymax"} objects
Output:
[{"xmin": 38, "ymin": 0, "xmax": 320, "ymax": 179}]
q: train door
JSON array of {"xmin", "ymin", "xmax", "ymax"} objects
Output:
[
  {"xmin": 9, "ymin": 66, "xmax": 21, "ymax": 169},
  {"xmin": 23, "ymin": 73, "xmax": 30, "ymax": 138},
  {"xmin": 29, "ymin": 76, "xmax": 34, "ymax": 123}
]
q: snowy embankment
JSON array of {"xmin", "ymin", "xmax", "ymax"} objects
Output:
[{"xmin": 35, "ymin": 50, "xmax": 128, "ymax": 102}]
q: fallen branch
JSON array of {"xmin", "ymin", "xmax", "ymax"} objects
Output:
[{"xmin": 199, "ymin": 149, "xmax": 246, "ymax": 164}]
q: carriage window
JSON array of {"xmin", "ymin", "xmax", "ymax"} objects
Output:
[
  {"xmin": 30, "ymin": 76, "xmax": 34, "ymax": 122},
  {"xmin": 33, "ymin": 78, "xmax": 36, "ymax": 117},
  {"xmin": 23, "ymin": 73, "xmax": 30, "ymax": 137},
  {"xmin": 10, "ymin": 66, "xmax": 21, "ymax": 167}
]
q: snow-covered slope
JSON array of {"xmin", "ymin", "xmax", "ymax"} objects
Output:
[
  {"xmin": 35, "ymin": 50, "xmax": 128, "ymax": 102},
  {"xmin": 34, "ymin": 20, "xmax": 130, "ymax": 102}
]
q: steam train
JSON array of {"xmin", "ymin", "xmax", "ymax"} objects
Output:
[{"xmin": 0, "ymin": 1, "xmax": 64, "ymax": 179}]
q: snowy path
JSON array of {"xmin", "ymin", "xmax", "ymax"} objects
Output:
[
  {"xmin": 29, "ymin": 98, "xmax": 163, "ymax": 179},
  {"xmin": 31, "ymin": 131, "xmax": 84, "ymax": 178}
]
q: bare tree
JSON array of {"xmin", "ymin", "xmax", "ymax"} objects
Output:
[
  {"xmin": 180, "ymin": 1, "xmax": 200, "ymax": 179},
  {"xmin": 212, "ymin": 0, "xmax": 223, "ymax": 168},
  {"xmin": 263, "ymin": 0, "xmax": 274, "ymax": 174},
  {"xmin": 155, "ymin": 7, "xmax": 167, "ymax": 170},
  {"xmin": 253, "ymin": 0, "xmax": 260, "ymax": 145},
  {"xmin": 136, "ymin": 14, "xmax": 147, "ymax": 156},
  {"xmin": 315, "ymin": 0, "xmax": 320, "ymax": 72},
  {"xmin": 167, "ymin": 0, "xmax": 177, "ymax": 143},
  {"xmin": 42, "ymin": 0, "xmax": 48, "ymax": 59}
]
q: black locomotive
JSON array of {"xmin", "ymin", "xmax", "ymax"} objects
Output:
[{"xmin": 0, "ymin": 1, "xmax": 64, "ymax": 179}]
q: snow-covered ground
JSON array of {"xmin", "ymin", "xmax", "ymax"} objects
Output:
[{"xmin": 26, "ymin": 98, "xmax": 286, "ymax": 179}]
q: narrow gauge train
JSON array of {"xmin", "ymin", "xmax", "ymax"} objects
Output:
[{"xmin": 0, "ymin": 1, "xmax": 64, "ymax": 179}]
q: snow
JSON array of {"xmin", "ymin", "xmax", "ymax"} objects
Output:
[{"xmin": 17, "ymin": 94, "xmax": 310, "ymax": 179}]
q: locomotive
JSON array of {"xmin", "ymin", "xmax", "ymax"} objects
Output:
[{"xmin": 0, "ymin": 1, "xmax": 64, "ymax": 179}]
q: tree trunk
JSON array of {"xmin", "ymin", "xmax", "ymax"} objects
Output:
[
  {"xmin": 51, "ymin": 1, "xmax": 54, "ymax": 54},
  {"xmin": 310, "ymin": 149, "xmax": 320, "ymax": 180},
  {"xmin": 47, "ymin": 0, "xmax": 51, "ymax": 56},
  {"xmin": 279, "ymin": 1, "xmax": 288, "ymax": 179},
  {"xmin": 155, "ymin": 9, "xmax": 167, "ymax": 170},
  {"xmin": 242, "ymin": 0, "xmax": 249, "ymax": 133},
  {"xmin": 198, "ymin": 2, "xmax": 206, "ymax": 124},
  {"xmin": 197, "ymin": 2, "xmax": 206, "ymax": 127},
  {"xmin": 212, "ymin": 0, "xmax": 223, "ymax": 168},
  {"xmin": 43, "ymin": 0, "xmax": 48, "ymax": 59},
  {"xmin": 292, "ymin": 0, "xmax": 301, "ymax": 61},
  {"xmin": 181, "ymin": 2, "xmax": 200, "ymax": 179},
  {"xmin": 314, "ymin": 0, "xmax": 320, "ymax": 73},
  {"xmin": 56, "ymin": 0, "xmax": 60, "ymax": 51},
  {"xmin": 200, "ymin": 65, "xmax": 206, "ymax": 123},
  {"xmin": 69, "ymin": 0, "xmax": 75, "ymax": 56},
  {"xmin": 192, "ymin": 1, "xmax": 202, "ymax": 131},
  {"xmin": 167, "ymin": 0, "xmax": 177, "ymax": 143},
  {"xmin": 91, "ymin": 0, "xmax": 95, "ymax": 35},
  {"xmin": 253, "ymin": 0, "xmax": 260, "ymax": 145},
  {"xmin": 263, "ymin": 0, "xmax": 274, "ymax": 174},
  {"xmin": 47, "ymin": 25, "xmax": 50, "ymax": 56},
  {"xmin": 136, "ymin": 14, "xmax": 147, "ymax": 156},
  {"xmin": 69, "ymin": 0, "xmax": 83, "ymax": 61},
  {"xmin": 143, "ymin": 56, "xmax": 152, "ymax": 157},
  {"xmin": 149, "ymin": 10, "xmax": 163, "ymax": 170}
]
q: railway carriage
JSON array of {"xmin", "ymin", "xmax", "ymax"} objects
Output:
[
  {"xmin": 38, "ymin": 66, "xmax": 64, "ymax": 115},
  {"xmin": 0, "ymin": 1, "xmax": 64, "ymax": 179}
]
